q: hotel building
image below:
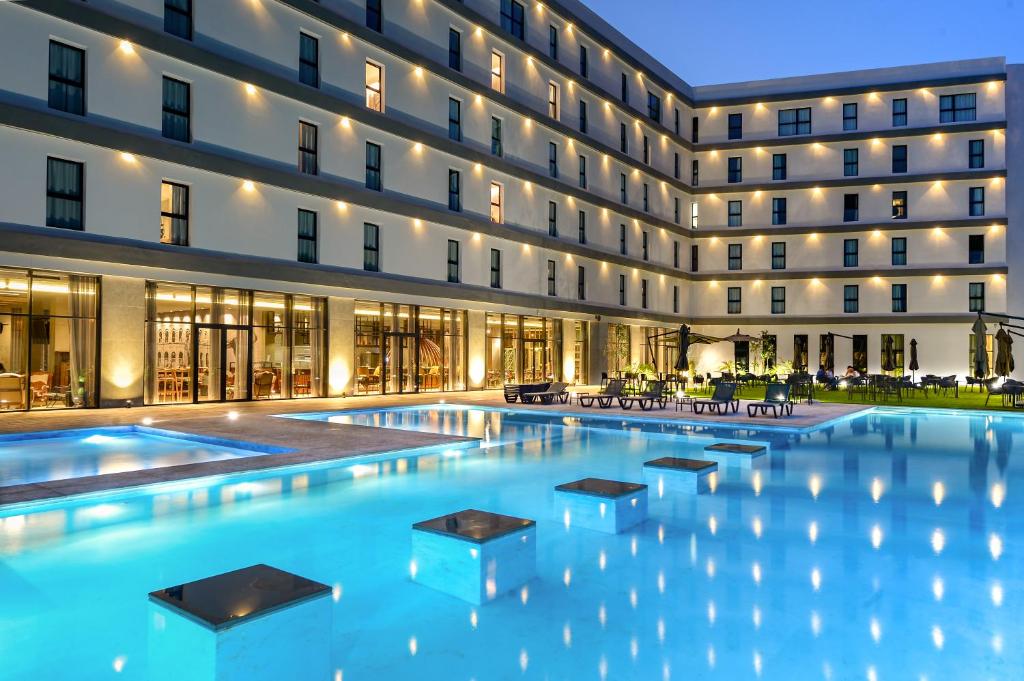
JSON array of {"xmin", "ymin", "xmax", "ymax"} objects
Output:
[{"xmin": 0, "ymin": 0, "xmax": 1020, "ymax": 409}]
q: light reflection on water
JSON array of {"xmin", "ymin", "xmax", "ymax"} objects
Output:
[{"xmin": 0, "ymin": 406, "xmax": 1020, "ymax": 680}]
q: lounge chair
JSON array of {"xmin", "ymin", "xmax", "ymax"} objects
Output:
[
  {"xmin": 747, "ymin": 383, "xmax": 794, "ymax": 418},
  {"xmin": 504, "ymin": 382, "xmax": 547, "ymax": 403},
  {"xmin": 521, "ymin": 381, "xmax": 569, "ymax": 404},
  {"xmin": 617, "ymin": 380, "xmax": 667, "ymax": 411},
  {"xmin": 691, "ymin": 382, "xmax": 739, "ymax": 414},
  {"xmin": 577, "ymin": 379, "xmax": 625, "ymax": 408}
]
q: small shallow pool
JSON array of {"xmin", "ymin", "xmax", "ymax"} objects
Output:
[{"xmin": 0, "ymin": 427, "xmax": 288, "ymax": 487}]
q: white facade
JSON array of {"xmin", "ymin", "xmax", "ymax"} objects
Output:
[{"xmin": 0, "ymin": 0, "xmax": 1019, "ymax": 407}]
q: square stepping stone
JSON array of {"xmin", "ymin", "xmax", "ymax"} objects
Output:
[
  {"xmin": 643, "ymin": 457, "xmax": 718, "ymax": 495},
  {"xmin": 703, "ymin": 442, "xmax": 768, "ymax": 469},
  {"xmin": 411, "ymin": 509, "xmax": 536, "ymax": 604},
  {"xmin": 148, "ymin": 564, "xmax": 332, "ymax": 681},
  {"xmin": 554, "ymin": 478, "xmax": 648, "ymax": 534}
]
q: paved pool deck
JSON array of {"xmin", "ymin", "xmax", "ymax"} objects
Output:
[{"xmin": 0, "ymin": 389, "xmax": 870, "ymax": 507}]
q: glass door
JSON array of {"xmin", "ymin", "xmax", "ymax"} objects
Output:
[
  {"xmin": 194, "ymin": 325, "xmax": 249, "ymax": 402},
  {"xmin": 384, "ymin": 332, "xmax": 417, "ymax": 394}
]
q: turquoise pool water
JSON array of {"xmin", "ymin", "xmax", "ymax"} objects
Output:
[
  {"xmin": 0, "ymin": 427, "xmax": 288, "ymax": 487},
  {"xmin": 0, "ymin": 406, "xmax": 1019, "ymax": 680}
]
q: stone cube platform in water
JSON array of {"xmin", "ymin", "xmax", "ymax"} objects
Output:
[
  {"xmin": 554, "ymin": 477, "xmax": 648, "ymax": 533},
  {"xmin": 643, "ymin": 457, "xmax": 718, "ymax": 495}
]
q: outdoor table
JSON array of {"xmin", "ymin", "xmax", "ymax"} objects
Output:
[{"xmin": 674, "ymin": 394, "xmax": 695, "ymax": 411}]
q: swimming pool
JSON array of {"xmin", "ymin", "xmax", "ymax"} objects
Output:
[
  {"xmin": 0, "ymin": 426, "xmax": 289, "ymax": 487},
  {"xmin": 0, "ymin": 406, "xmax": 1018, "ymax": 680}
]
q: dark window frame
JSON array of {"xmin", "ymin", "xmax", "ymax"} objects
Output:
[
  {"xmin": 844, "ymin": 285, "xmax": 859, "ymax": 313},
  {"xmin": 778, "ymin": 107, "xmax": 811, "ymax": 136},
  {"xmin": 770, "ymin": 286, "xmax": 785, "ymax": 314},
  {"xmin": 447, "ymin": 239, "xmax": 461, "ymax": 283},
  {"xmin": 771, "ymin": 242, "xmax": 786, "ymax": 270},
  {"xmin": 160, "ymin": 180, "xmax": 190, "ymax": 246},
  {"xmin": 298, "ymin": 121, "xmax": 318, "ymax": 175},
  {"xmin": 299, "ymin": 32, "xmax": 319, "ymax": 88},
  {"xmin": 363, "ymin": 222, "xmax": 380, "ymax": 271},
  {"xmin": 490, "ymin": 248, "xmax": 502, "ymax": 288},
  {"xmin": 365, "ymin": 141, "xmax": 382, "ymax": 191},
  {"xmin": 727, "ymin": 286, "xmax": 742, "ymax": 314},
  {"xmin": 48, "ymin": 40, "xmax": 85, "ymax": 116},
  {"xmin": 297, "ymin": 208, "xmax": 317, "ymax": 263},
  {"xmin": 843, "ymin": 238, "xmax": 859, "ymax": 267},
  {"xmin": 45, "ymin": 157, "xmax": 84, "ymax": 230},
  {"xmin": 728, "ymin": 112, "xmax": 742, "ymax": 140},
  {"xmin": 842, "ymin": 102, "xmax": 857, "ymax": 131},
  {"xmin": 161, "ymin": 76, "xmax": 191, "ymax": 142},
  {"xmin": 164, "ymin": 0, "xmax": 193, "ymax": 40}
]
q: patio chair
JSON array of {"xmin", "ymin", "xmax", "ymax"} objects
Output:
[
  {"xmin": 577, "ymin": 379, "xmax": 625, "ymax": 408},
  {"xmin": 691, "ymin": 382, "xmax": 739, "ymax": 415},
  {"xmin": 521, "ymin": 381, "xmax": 569, "ymax": 405},
  {"xmin": 617, "ymin": 380, "xmax": 667, "ymax": 411},
  {"xmin": 504, "ymin": 382, "xmax": 548, "ymax": 403},
  {"xmin": 746, "ymin": 383, "xmax": 794, "ymax": 418},
  {"xmin": 985, "ymin": 379, "xmax": 1023, "ymax": 407},
  {"xmin": 937, "ymin": 375, "xmax": 959, "ymax": 398},
  {"xmin": 899, "ymin": 376, "xmax": 928, "ymax": 399}
]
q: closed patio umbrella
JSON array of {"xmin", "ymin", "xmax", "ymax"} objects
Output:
[
  {"xmin": 723, "ymin": 329, "xmax": 757, "ymax": 374},
  {"xmin": 972, "ymin": 312, "xmax": 989, "ymax": 378},
  {"xmin": 881, "ymin": 335, "xmax": 895, "ymax": 372},
  {"xmin": 673, "ymin": 324, "xmax": 690, "ymax": 372},
  {"xmin": 822, "ymin": 333, "xmax": 835, "ymax": 373},
  {"xmin": 995, "ymin": 327, "xmax": 1014, "ymax": 377},
  {"xmin": 908, "ymin": 338, "xmax": 920, "ymax": 379}
]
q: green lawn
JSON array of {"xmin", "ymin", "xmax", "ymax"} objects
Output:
[{"xmin": 725, "ymin": 383, "xmax": 1016, "ymax": 411}]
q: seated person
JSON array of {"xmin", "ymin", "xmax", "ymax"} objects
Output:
[
  {"xmin": 843, "ymin": 365, "xmax": 858, "ymax": 378},
  {"xmin": 815, "ymin": 365, "xmax": 828, "ymax": 383}
]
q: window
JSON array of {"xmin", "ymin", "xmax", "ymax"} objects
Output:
[
  {"xmin": 891, "ymin": 191, "xmax": 907, "ymax": 219},
  {"xmin": 969, "ymin": 282, "xmax": 985, "ymax": 312},
  {"xmin": 674, "ymin": 108, "xmax": 680, "ymax": 136},
  {"xmin": 45, "ymin": 157, "xmax": 84, "ymax": 230},
  {"xmin": 449, "ymin": 28, "xmax": 462, "ymax": 71},
  {"xmin": 674, "ymin": 153, "xmax": 681, "ymax": 180},
  {"xmin": 969, "ymin": 139, "xmax": 985, "ymax": 168},
  {"xmin": 491, "ymin": 117, "xmax": 503, "ymax": 156},
  {"xmin": 843, "ymin": 238, "xmax": 859, "ymax": 267},
  {"xmin": 772, "ymin": 153, "xmax": 787, "ymax": 181},
  {"xmin": 673, "ymin": 285, "xmax": 679, "ymax": 314},
  {"xmin": 690, "ymin": 244, "xmax": 699, "ymax": 272},
  {"xmin": 365, "ymin": 142, "xmax": 382, "ymax": 190},
  {"xmin": 727, "ymin": 287, "xmax": 741, "ymax": 314},
  {"xmin": 547, "ymin": 260, "xmax": 557, "ymax": 296},
  {"xmin": 772, "ymin": 197, "xmax": 787, "ymax": 225},
  {"xmin": 297, "ymin": 209, "xmax": 317, "ymax": 263},
  {"xmin": 299, "ymin": 33, "xmax": 319, "ymax": 87},
  {"xmin": 728, "ymin": 113, "xmax": 742, "ymax": 140},
  {"xmin": 940, "ymin": 93, "xmax": 976, "ymax": 123},
  {"xmin": 619, "ymin": 123, "xmax": 628, "ymax": 153},
  {"xmin": 577, "ymin": 266, "xmax": 586, "ymax": 300},
  {"xmin": 843, "ymin": 102, "xmax": 857, "ymax": 130},
  {"xmin": 363, "ymin": 223, "xmax": 380, "ymax": 271},
  {"xmin": 366, "ymin": 0, "xmax": 382, "ymax": 32},
  {"xmin": 577, "ymin": 210, "xmax": 586, "ymax": 243},
  {"xmin": 447, "ymin": 240, "xmax": 460, "ymax": 283},
  {"xmin": 642, "ymin": 184, "xmax": 649, "ymax": 212},
  {"xmin": 891, "ymin": 236, "xmax": 907, "ymax": 266},
  {"xmin": 490, "ymin": 182, "xmax": 503, "ymax": 223},
  {"xmin": 621, "ymin": 73, "xmax": 629, "ymax": 102},
  {"xmin": 969, "ymin": 234, "xmax": 985, "ymax": 264},
  {"xmin": 778, "ymin": 107, "xmax": 811, "ymax": 135},
  {"xmin": 690, "ymin": 201, "xmax": 699, "ymax": 229},
  {"xmin": 490, "ymin": 51, "xmax": 504, "ymax": 93},
  {"xmin": 728, "ymin": 243, "xmax": 742, "ymax": 270},
  {"xmin": 448, "ymin": 97, "xmax": 462, "ymax": 141},
  {"xmin": 164, "ymin": 0, "xmax": 192, "ymax": 39},
  {"xmin": 365, "ymin": 60, "xmax": 383, "ymax": 111},
  {"xmin": 892, "ymin": 284, "xmax": 907, "ymax": 313},
  {"xmin": 969, "ymin": 186, "xmax": 985, "ymax": 216},
  {"xmin": 549, "ymin": 25, "xmax": 558, "ymax": 60},
  {"xmin": 48, "ymin": 41, "xmax": 85, "ymax": 115},
  {"xmin": 673, "ymin": 240, "xmax": 680, "ymax": 268},
  {"xmin": 892, "ymin": 98, "xmax": 907, "ymax": 126},
  {"xmin": 298, "ymin": 121, "xmax": 318, "ymax": 175},
  {"xmin": 579, "ymin": 45, "xmax": 588, "ymax": 78},
  {"xmin": 619, "ymin": 224, "xmax": 627, "ymax": 254},
  {"xmin": 618, "ymin": 274, "xmax": 627, "ymax": 305},
  {"xmin": 642, "ymin": 135, "xmax": 650, "ymax": 164},
  {"xmin": 691, "ymin": 159, "xmax": 699, "ymax": 185},
  {"xmin": 844, "ymin": 193, "xmax": 859, "ymax": 222},
  {"xmin": 548, "ymin": 201, "xmax": 558, "ymax": 236},
  {"xmin": 771, "ymin": 242, "xmax": 786, "ymax": 270},
  {"xmin": 500, "ymin": 0, "xmax": 526, "ymax": 40},
  {"xmin": 161, "ymin": 76, "xmax": 190, "ymax": 142},
  {"xmin": 619, "ymin": 173, "xmax": 628, "ymax": 204},
  {"xmin": 579, "ymin": 100, "xmax": 588, "ymax": 133},
  {"xmin": 691, "ymin": 116, "xmax": 699, "ymax": 143},
  {"xmin": 447, "ymin": 169, "xmax": 461, "ymax": 211},
  {"xmin": 728, "ymin": 200, "xmax": 742, "ymax": 227},
  {"xmin": 771, "ymin": 287, "xmax": 785, "ymax": 314},
  {"xmin": 892, "ymin": 144, "xmax": 908, "ymax": 173},
  {"xmin": 728, "ymin": 156, "xmax": 742, "ymax": 183},
  {"xmin": 578, "ymin": 155, "xmax": 587, "ymax": 188},
  {"xmin": 490, "ymin": 249, "xmax": 502, "ymax": 288},
  {"xmin": 844, "ymin": 148, "xmax": 859, "ymax": 176},
  {"xmin": 160, "ymin": 181, "xmax": 189, "ymax": 246},
  {"xmin": 648, "ymin": 92, "xmax": 661, "ymax": 123},
  {"xmin": 674, "ymin": 197, "xmax": 680, "ymax": 224},
  {"xmin": 641, "ymin": 279, "xmax": 649, "ymax": 309},
  {"xmin": 547, "ymin": 82, "xmax": 559, "ymax": 118},
  {"xmin": 641, "ymin": 231, "xmax": 649, "ymax": 260},
  {"xmin": 844, "ymin": 285, "xmax": 859, "ymax": 313}
]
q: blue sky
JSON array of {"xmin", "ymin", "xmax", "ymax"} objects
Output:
[{"xmin": 582, "ymin": 0, "xmax": 1024, "ymax": 86}]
